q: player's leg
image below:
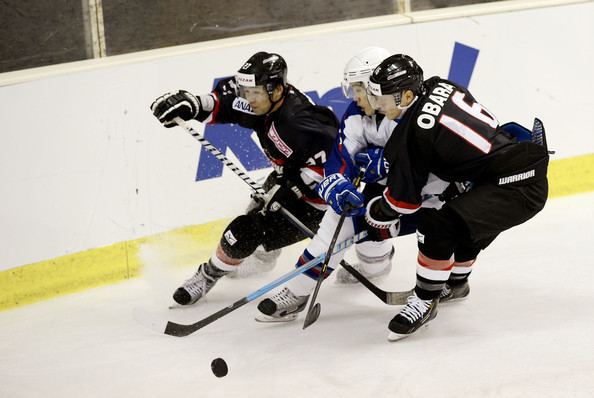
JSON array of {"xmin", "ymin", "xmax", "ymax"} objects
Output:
[
  {"xmin": 335, "ymin": 240, "xmax": 394, "ymax": 284},
  {"xmin": 228, "ymin": 172, "xmax": 307, "ymax": 279},
  {"xmin": 439, "ymin": 242, "xmax": 480, "ymax": 303},
  {"xmin": 172, "ymin": 213, "xmax": 266, "ymax": 305},
  {"xmin": 389, "ymin": 177, "xmax": 548, "ymax": 340},
  {"xmin": 173, "ymin": 181, "xmax": 324, "ymax": 305},
  {"xmin": 335, "ymin": 210, "xmax": 419, "ymax": 284},
  {"xmin": 227, "ymin": 244, "xmax": 282, "ymax": 279},
  {"xmin": 256, "ymin": 210, "xmax": 355, "ymax": 322},
  {"xmin": 388, "ymin": 207, "xmax": 465, "ymax": 340}
]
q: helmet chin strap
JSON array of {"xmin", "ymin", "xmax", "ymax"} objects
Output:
[
  {"xmin": 266, "ymin": 85, "xmax": 287, "ymax": 114},
  {"xmin": 397, "ymin": 95, "xmax": 417, "ymax": 111}
]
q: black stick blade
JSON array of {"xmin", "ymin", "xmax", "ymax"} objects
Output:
[
  {"xmin": 163, "ymin": 297, "xmax": 250, "ymax": 337},
  {"xmin": 164, "ymin": 321, "xmax": 198, "ymax": 337},
  {"xmin": 386, "ymin": 289, "xmax": 415, "ymax": 305},
  {"xmin": 302, "ymin": 303, "xmax": 321, "ymax": 329}
]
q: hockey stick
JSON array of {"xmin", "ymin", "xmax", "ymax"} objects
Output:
[
  {"xmin": 164, "ymin": 231, "xmax": 368, "ymax": 337},
  {"xmin": 174, "ymin": 117, "xmax": 316, "ymax": 232},
  {"xmin": 303, "ymin": 170, "xmax": 365, "ymax": 329},
  {"xmin": 174, "ymin": 117, "xmax": 266, "ymax": 195},
  {"xmin": 173, "ymin": 118, "xmax": 412, "ymax": 306},
  {"xmin": 338, "ymin": 262, "xmax": 413, "ymax": 305}
]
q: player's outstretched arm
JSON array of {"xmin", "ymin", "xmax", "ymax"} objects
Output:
[{"xmin": 150, "ymin": 90, "xmax": 215, "ymax": 127}]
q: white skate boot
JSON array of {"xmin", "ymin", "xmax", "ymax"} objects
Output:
[
  {"xmin": 172, "ymin": 261, "xmax": 228, "ymax": 305},
  {"xmin": 255, "ymin": 287, "xmax": 309, "ymax": 322}
]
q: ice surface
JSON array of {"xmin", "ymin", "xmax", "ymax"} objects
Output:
[{"xmin": 1, "ymin": 193, "xmax": 593, "ymax": 398}]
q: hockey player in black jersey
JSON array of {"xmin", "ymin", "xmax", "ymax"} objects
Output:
[
  {"xmin": 150, "ymin": 52, "xmax": 338, "ymax": 305},
  {"xmin": 363, "ymin": 54, "xmax": 549, "ymax": 340}
]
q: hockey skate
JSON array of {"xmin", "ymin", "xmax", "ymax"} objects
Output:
[
  {"xmin": 439, "ymin": 281, "xmax": 470, "ymax": 303},
  {"xmin": 335, "ymin": 247, "xmax": 394, "ymax": 284},
  {"xmin": 255, "ymin": 287, "xmax": 309, "ymax": 322},
  {"xmin": 387, "ymin": 294, "xmax": 439, "ymax": 341},
  {"xmin": 227, "ymin": 247, "xmax": 281, "ymax": 279},
  {"xmin": 172, "ymin": 261, "xmax": 228, "ymax": 305}
]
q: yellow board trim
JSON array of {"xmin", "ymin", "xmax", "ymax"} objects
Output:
[
  {"xmin": 547, "ymin": 154, "xmax": 594, "ymax": 198},
  {"xmin": 1, "ymin": 153, "xmax": 593, "ymax": 312}
]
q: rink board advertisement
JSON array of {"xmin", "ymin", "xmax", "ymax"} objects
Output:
[{"xmin": 0, "ymin": 1, "xmax": 593, "ymax": 309}]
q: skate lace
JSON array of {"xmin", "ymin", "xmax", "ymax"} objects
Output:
[
  {"xmin": 183, "ymin": 267, "xmax": 214, "ymax": 297},
  {"xmin": 270, "ymin": 288, "xmax": 300, "ymax": 309},
  {"xmin": 400, "ymin": 296, "xmax": 431, "ymax": 323},
  {"xmin": 440, "ymin": 285, "xmax": 452, "ymax": 299}
]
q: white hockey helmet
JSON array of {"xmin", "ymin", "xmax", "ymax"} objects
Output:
[{"xmin": 342, "ymin": 47, "xmax": 391, "ymax": 98}]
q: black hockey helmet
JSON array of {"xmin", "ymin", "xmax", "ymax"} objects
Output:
[
  {"xmin": 367, "ymin": 54, "xmax": 424, "ymax": 99},
  {"xmin": 236, "ymin": 52, "xmax": 288, "ymax": 97}
]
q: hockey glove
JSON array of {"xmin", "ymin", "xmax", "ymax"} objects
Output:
[
  {"xmin": 151, "ymin": 90, "xmax": 201, "ymax": 127},
  {"xmin": 364, "ymin": 197, "xmax": 400, "ymax": 241},
  {"xmin": 252, "ymin": 182, "xmax": 303, "ymax": 214},
  {"xmin": 437, "ymin": 181, "xmax": 473, "ymax": 202},
  {"xmin": 355, "ymin": 148, "xmax": 389, "ymax": 184},
  {"xmin": 317, "ymin": 173, "xmax": 365, "ymax": 217}
]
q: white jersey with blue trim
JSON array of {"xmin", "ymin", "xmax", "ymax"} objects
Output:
[
  {"xmin": 324, "ymin": 101, "xmax": 397, "ymax": 181},
  {"xmin": 342, "ymin": 104, "xmax": 397, "ymax": 157},
  {"xmin": 326, "ymin": 101, "xmax": 448, "ymax": 209}
]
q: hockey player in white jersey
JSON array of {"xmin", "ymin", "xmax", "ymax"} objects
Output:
[{"xmin": 256, "ymin": 48, "xmax": 449, "ymax": 321}]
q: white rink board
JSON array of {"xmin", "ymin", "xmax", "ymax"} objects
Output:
[{"xmin": 0, "ymin": 2, "xmax": 593, "ymax": 270}]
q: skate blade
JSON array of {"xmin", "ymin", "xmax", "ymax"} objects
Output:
[
  {"xmin": 254, "ymin": 313, "xmax": 299, "ymax": 323},
  {"xmin": 168, "ymin": 301, "xmax": 199, "ymax": 310},
  {"xmin": 387, "ymin": 323, "xmax": 432, "ymax": 342},
  {"xmin": 440, "ymin": 295, "xmax": 470, "ymax": 305},
  {"xmin": 387, "ymin": 331, "xmax": 411, "ymax": 341}
]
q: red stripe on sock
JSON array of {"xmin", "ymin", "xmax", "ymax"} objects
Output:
[{"xmin": 418, "ymin": 252, "xmax": 453, "ymax": 271}]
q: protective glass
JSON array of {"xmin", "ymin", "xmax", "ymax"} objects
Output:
[
  {"xmin": 342, "ymin": 80, "xmax": 367, "ymax": 99},
  {"xmin": 238, "ymin": 85, "xmax": 269, "ymax": 103},
  {"xmin": 341, "ymin": 79, "xmax": 353, "ymax": 98},
  {"xmin": 367, "ymin": 91, "xmax": 399, "ymax": 113}
]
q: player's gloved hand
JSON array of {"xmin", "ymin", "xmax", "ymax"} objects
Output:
[
  {"xmin": 252, "ymin": 181, "xmax": 303, "ymax": 214},
  {"xmin": 355, "ymin": 147, "xmax": 389, "ymax": 183},
  {"xmin": 317, "ymin": 173, "xmax": 365, "ymax": 216},
  {"xmin": 437, "ymin": 181, "xmax": 473, "ymax": 202},
  {"xmin": 150, "ymin": 90, "xmax": 201, "ymax": 127},
  {"xmin": 363, "ymin": 197, "xmax": 400, "ymax": 241}
]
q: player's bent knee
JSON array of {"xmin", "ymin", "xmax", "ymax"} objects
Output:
[
  {"xmin": 219, "ymin": 215, "xmax": 264, "ymax": 259},
  {"xmin": 417, "ymin": 207, "xmax": 467, "ymax": 260}
]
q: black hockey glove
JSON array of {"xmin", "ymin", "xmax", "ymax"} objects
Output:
[
  {"xmin": 437, "ymin": 181, "xmax": 473, "ymax": 202},
  {"xmin": 150, "ymin": 90, "xmax": 202, "ymax": 128},
  {"xmin": 364, "ymin": 197, "xmax": 400, "ymax": 241},
  {"xmin": 252, "ymin": 181, "xmax": 303, "ymax": 215}
]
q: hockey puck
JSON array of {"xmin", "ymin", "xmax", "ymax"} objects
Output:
[{"xmin": 211, "ymin": 358, "xmax": 228, "ymax": 378}]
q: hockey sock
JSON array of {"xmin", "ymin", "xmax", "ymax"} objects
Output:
[
  {"xmin": 210, "ymin": 252, "xmax": 241, "ymax": 273},
  {"xmin": 448, "ymin": 259, "xmax": 475, "ymax": 286},
  {"xmin": 415, "ymin": 251, "xmax": 453, "ymax": 300},
  {"xmin": 286, "ymin": 274, "xmax": 316, "ymax": 297},
  {"xmin": 355, "ymin": 241, "xmax": 394, "ymax": 273}
]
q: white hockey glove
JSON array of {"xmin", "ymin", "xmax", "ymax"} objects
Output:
[
  {"xmin": 317, "ymin": 173, "xmax": 365, "ymax": 217},
  {"xmin": 151, "ymin": 90, "xmax": 204, "ymax": 128}
]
